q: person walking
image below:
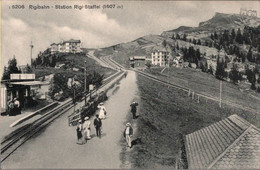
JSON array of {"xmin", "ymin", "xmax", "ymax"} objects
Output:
[
  {"xmin": 94, "ymin": 114, "xmax": 102, "ymax": 138},
  {"xmin": 130, "ymin": 101, "xmax": 138, "ymax": 119},
  {"xmin": 83, "ymin": 116, "xmax": 91, "ymax": 141},
  {"xmin": 76, "ymin": 120, "xmax": 84, "ymax": 145},
  {"xmin": 97, "ymin": 103, "xmax": 107, "ymax": 119},
  {"xmin": 8, "ymin": 99, "xmax": 15, "ymax": 116},
  {"xmin": 124, "ymin": 123, "xmax": 133, "ymax": 148}
]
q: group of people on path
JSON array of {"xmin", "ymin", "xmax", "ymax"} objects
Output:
[
  {"xmin": 76, "ymin": 101, "xmax": 138, "ymax": 149},
  {"xmin": 76, "ymin": 103, "xmax": 106, "ymax": 145},
  {"xmin": 7, "ymin": 97, "xmax": 21, "ymax": 116}
]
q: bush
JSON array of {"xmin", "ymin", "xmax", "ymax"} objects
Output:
[
  {"xmin": 251, "ymin": 83, "xmax": 256, "ymax": 90},
  {"xmin": 257, "ymin": 86, "xmax": 260, "ymax": 93}
]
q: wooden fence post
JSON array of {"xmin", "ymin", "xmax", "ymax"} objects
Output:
[
  {"xmin": 188, "ymin": 89, "xmax": 190, "ymax": 97},
  {"xmin": 197, "ymin": 95, "xmax": 200, "ymax": 103},
  {"xmin": 192, "ymin": 92, "xmax": 195, "ymax": 100}
]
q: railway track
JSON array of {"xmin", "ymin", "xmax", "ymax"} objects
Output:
[
  {"xmin": 1, "ymin": 69, "xmax": 124, "ymax": 163},
  {"xmin": 100, "ymin": 55, "xmax": 124, "ymax": 70}
]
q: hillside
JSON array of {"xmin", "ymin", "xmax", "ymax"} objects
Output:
[{"xmin": 162, "ymin": 12, "xmax": 260, "ymax": 38}]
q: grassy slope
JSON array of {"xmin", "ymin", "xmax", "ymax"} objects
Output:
[
  {"xmin": 145, "ymin": 67, "xmax": 260, "ymax": 110},
  {"xmin": 131, "ymin": 74, "xmax": 260, "ymax": 168}
]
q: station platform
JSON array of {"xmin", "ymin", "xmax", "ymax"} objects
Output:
[{"xmin": 2, "ymin": 70, "xmax": 139, "ymax": 169}]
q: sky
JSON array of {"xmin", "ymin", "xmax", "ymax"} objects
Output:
[{"xmin": 1, "ymin": 0, "xmax": 260, "ymax": 71}]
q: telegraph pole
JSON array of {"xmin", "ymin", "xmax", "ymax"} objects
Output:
[
  {"xmin": 84, "ymin": 60, "xmax": 87, "ymax": 105},
  {"xmin": 30, "ymin": 41, "xmax": 34, "ymax": 67},
  {"xmin": 219, "ymin": 80, "xmax": 222, "ymax": 108}
]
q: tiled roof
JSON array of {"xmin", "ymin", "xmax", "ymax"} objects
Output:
[
  {"xmin": 185, "ymin": 114, "xmax": 260, "ymax": 169},
  {"xmin": 64, "ymin": 39, "xmax": 81, "ymax": 43},
  {"xmin": 152, "ymin": 46, "xmax": 168, "ymax": 52},
  {"xmin": 133, "ymin": 56, "xmax": 146, "ymax": 60}
]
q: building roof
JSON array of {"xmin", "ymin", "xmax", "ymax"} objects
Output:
[
  {"xmin": 134, "ymin": 56, "xmax": 146, "ymax": 60},
  {"xmin": 8, "ymin": 81, "xmax": 48, "ymax": 86},
  {"xmin": 130, "ymin": 56, "xmax": 146, "ymax": 60},
  {"xmin": 151, "ymin": 46, "xmax": 168, "ymax": 52},
  {"xmin": 64, "ymin": 39, "xmax": 81, "ymax": 43},
  {"xmin": 185, "ymin": 114, "xmax": 260, "ymax": 169}
]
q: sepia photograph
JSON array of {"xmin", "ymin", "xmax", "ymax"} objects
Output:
[{"xmin": 1, "ymin": 0, "xmax": 260, "ymax": 169}]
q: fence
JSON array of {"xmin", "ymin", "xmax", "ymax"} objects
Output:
[{"xmin": 68, "ymin": 91, "xmax": 107, "ymax": 126}]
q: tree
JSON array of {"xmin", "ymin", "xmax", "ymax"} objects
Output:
[
  {"xmin": 162, "ymin": 40, "xmax": 167, "ymax": 48},
  {"xmin": 211, "ymin": 33, "xmax": 214, "ymax": 40},
  {"xmin": 246, "ymin": 68, "xmax": 256, "ymax": 90},
  {"xmin": 145, "ymin": 62, "xmax": 152, "ymax": 69},
  {"xmin": 2, "ymin": 57, "xmax": 21, "ymax": 80},
  {"xmin": 182, "ymin": 34, "xmax": 187, "ymax": 41},
  {"xmin": 197, "ymin": 39, "xmax": 201, "ymax": 45},
  {"xmin": 193, "ymin": 39, "xmax": 197, "ymax": 45},
  {"xmin": 257, "ymin": 86, "xmax": 260, "ymax": 93},
  {"xmin": 236, "ymin": 28, "xmax": 243, "ymax": 44},
  {"xmin": 176, "ymin": 42, "xmax": 179, "ymax": 50},
  {"xmin": 229, "ymin": 64, "xmax": 242, "ymax": 84},
  {"xmin": 214, "ymin": 31, "xmax": 218, "ymax": 40},
  {"xmin": 215, "ymin": 57, "xmax": 227, "ymax": 80},
  {"xmin": 205, "ymin": 40, "xmax": 209, "ymax": 46},
  {"xmin": 24, "ymin": 64, "xmax": 33, "ymax": 73},
  {"xmin": 92, "ymin": 71, "xmax": 104, "ymax": 88},
  {"xmin": 231, "ymin": 29, "xmax": 236, "ymax": 40},
  {"xmin": 175, "ymin": 33, "xmax": 180, "ymax": 39},
  {"xmin": 247, "ymin": 46, "xmax": 254, "ymax": 62}
]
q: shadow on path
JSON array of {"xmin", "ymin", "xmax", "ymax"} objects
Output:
[{"xmin": 131, "ymin": 138, "xmax": 142, "ymax": 147}]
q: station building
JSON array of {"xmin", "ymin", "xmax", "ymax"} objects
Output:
[
  {"xmin": 129, "ymin": 56, "xmax": 146, "ymax": 68},
  {"xmin": 1, "ymin": 74, "xmax": 46, "ymax": 114}
]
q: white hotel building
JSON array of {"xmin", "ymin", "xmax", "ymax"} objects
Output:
[
  {"xmin": 50, "ymin": 39, "xmax": 82, "ymax": 54},
  {"xmin": 151, "ymin": 47, "xmax": 169, "ymax": 67}
]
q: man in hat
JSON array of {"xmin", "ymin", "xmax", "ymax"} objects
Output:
[
  {"xmin": 130, "ymin": 101, "xmax": 138, "ymax": 119},
  {"xmin": 94, "ymin": 114, "xmax": 102, "ymax": 138},
  {"xmin": 124, "ymin": 123, "xmax": 133, "ymax": 148},
  {"xmin": 83, "ymin": 116, "xmax": 91, "ymax": 141}
]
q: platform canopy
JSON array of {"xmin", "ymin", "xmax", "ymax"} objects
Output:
[{"xmin": 8, "ymin": 81, "xmax": 48, "ymax": 86}]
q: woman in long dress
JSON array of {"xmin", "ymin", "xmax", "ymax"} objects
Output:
[
  {"xmin": 83, "ymin": 117, "xmax": 91, "ymax": 141},
  {"xmin": 97, "ymin": 103, "xmax": 107, "ymax": 119}
]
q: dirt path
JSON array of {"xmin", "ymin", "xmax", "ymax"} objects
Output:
[{"xmin": 2, "ymin": 71, "xmax": 139, "ymax": 169}]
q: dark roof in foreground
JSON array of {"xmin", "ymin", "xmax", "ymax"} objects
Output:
[{"xmin": 185, "ymin": 114, "xmax": 260, "ymax": 169}]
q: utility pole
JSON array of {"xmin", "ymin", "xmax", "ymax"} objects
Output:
[
  {"xmin": 30, "ymin": 41, "xmax": 34, "ymax": 67},
  {"xmin": 84, "ymin": 60, "xmax": 87, "ymax": 105},
  {"xmin": 219, "ymin": 80, "xmax": 222, "ymax": 108}
]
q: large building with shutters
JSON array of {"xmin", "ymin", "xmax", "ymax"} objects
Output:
[
  {"xmin": 151, "ymin": 46, "xmax": 169, "ymax": 67},
  {"xmin": 50, "ymin": 39, "xmax": 82, "ymax": 54}
]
